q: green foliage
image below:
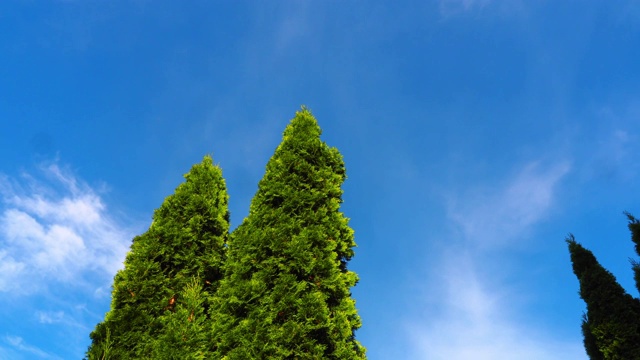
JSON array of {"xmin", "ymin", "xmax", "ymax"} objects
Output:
[
  {"xmin": 87, "ymin": 109, "xmax": 367, "ymax": 359},
  {"xmin": 567, "ymin": 231, "xmax": 640, "ymax": 359},
  {"xmin": 210, "ymin": 108, "xmax": 366, "ymax": 359},
  {"xmin": 624, "ymin": 212, "xmax": 640, "ymax": 295},
  {"xmin": 87, "ymin": 156, "xmax": 229, "ymax": 359},
  {"xmin": 581, "ymin": 314, "xmax": 604, "ymax": 360},
  {"xmin": 151, "ymin": 278, "xmax": 209, "ymax": 360}
]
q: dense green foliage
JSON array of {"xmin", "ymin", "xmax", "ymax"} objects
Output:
[
  {"xmin": 567, "ymin": 217, "xmax": 640, "ymax": 359},
  {"xmin": 625, "ymin": 212, "xmax": 640, "ymax": 294},
  {"xmin": 151, "ymin": 278, "xmax": 210, "ymax": 359},
  {"xmin": 88, "ymin": 109, "xmax": 366, "ymax": 359},
  {"xmin": 87, "ymin": 156, "xmax": 229, "ymax": 359},
  {"xmin": 210, "ymin": 108, "xmax": 366, "ymax": 359}
]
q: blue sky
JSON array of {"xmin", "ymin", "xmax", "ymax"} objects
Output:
[{"xmin": 1, "ymin": 1, "xmax": 640, "ymax": 359}]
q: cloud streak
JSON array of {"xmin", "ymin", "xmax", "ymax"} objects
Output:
[
  {"xmin": 3, "ymin": 336, "xmax": 61, "ymax": 360},
  {"xmin": 0, "ymin": 163, "xmax": 133, "ymax": 295},
  {"xmin": 438, "ymin": 0, "xmax": 528, "ymax": 19},
  {"xmin": 36, "ymin": 311, "xmax": 65, "ymax": 324},
  {"xmin": 448, "ymin": 161, "xmax": 571, "ymax": 248},
  {"xmin": 440, "ymin": 0, "xmax": 492, "ymax": 13},
  {"xmin": 408, "ymin": 253, "xmax": 584, "ymax": 360},
  {"xmin": 407, "ymin": 160, "xmax": 583, "ymax": 359}
]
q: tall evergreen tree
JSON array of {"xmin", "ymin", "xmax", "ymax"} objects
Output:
[
  {"xmin": 567, "ymin": 234, "xmax": 640, "ymax": 359},
  {"xmin": 87, "ymin": 156, "xmax": 229, "ymax": 359},
  {"xmin": 151, "ymin": 277, "xmax": 209, "ymax": 360},
  {"xmin": 624, "ymin": 212, "xmax": 640, "ymax": 294},
  {"xmin": 210, "ymin": 108, "xmax": 366, "ymax": 359}
]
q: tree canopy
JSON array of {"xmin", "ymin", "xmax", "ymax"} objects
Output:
[
  {"xmin": 210, "ymin": 108, "xmax": 366, "ymax": 359},
  {"xmin": 87, "ymin": 156, "xmax": 229, "ymax": 359},
  {"xmin": 567, "ymin": 215, "xmax": 640, "ymax": 359},
  {"xmin": 87, "ymin": 109, "xmax": 366, "ymax": 359}
]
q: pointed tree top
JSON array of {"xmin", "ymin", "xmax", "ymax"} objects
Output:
[
  {"xmin": 182, "ymin": 155, "xmax": 222, "ymax": 183},
  {"xmin": 567, "ymin": 231, "xmax": 640, "ymax": 358},
  {"xmin": 566, "ymin": 234, "xmax": 601, "ymax": 278},
  {"xmin": 280, "ymin": 107, "xmax": 322, "ymax": 145}
]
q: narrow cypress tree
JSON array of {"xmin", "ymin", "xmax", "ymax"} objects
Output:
[
  {"xmin": 624, "ymin": 212, "xmax": 640, "ymax": 294},
  {"xmin": 210, "ymin": 108, "xmax": 366, "ymax": 359},
  {"xmin": 567, "ymin": 234, "xmax": 640, "ymax": 359},
  {"xmin": 581, "ymin": 313, "xmax": 604, "ymax": 360},
  {"xmin": 87, "ymin": 156, "xmax": 229, "ymax": 359}
]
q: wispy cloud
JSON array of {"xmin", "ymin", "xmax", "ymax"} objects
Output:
[
  {"xmin": 36, "ymin": 311, "xmax": 65, "ymax": 324},
  {"xmin": 4, "ymin": 336, "xmax": 61, "ymax": 360},
  {"xmin": 407, "ymin": 160, "xmax": 583, "ymax": 359},
  {"xmin": 438, "ymin": 0, "xmax": 527, "ymax": 19},
  {"xmin": 0, "ymin": 162, "xmax": 133, "ymax": 295},
  {"xmin": 447, "ymin": 161, "xmax": 571, "ymax": 248},
  {"xmin": 584, "ymin": 104, "xmax": 640, "ymax": 183},
  {"xmin": 440, "ymin": 0, "xmax": 492, "ymax": 13},
  {"xmin": 272, "ymin": 2, "xmax": 313, "ymax": 56},
  {"xmin": 408, "ymin": 253, "xmax": 584, "ymax": 360}
]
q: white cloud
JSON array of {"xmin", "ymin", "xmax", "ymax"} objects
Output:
[
  {"xmin": 407, "ymin": 160, "xmax": 583, "ymax": 359},
  {"xmin": 36, "ymin": 311, "xmax": 65, "ymax": 324},
  {"xmin": 0, "ymin": 250, "xmax": 25, "ymax": 292},
  {"xmin": 0, "ymin": 163, "xmax": 133, "ymax": 295},
  {"xmin": 447, "ymin": 161, "xmax": 571, "ymax": 248},
  {"xmin": 408, "ymin": 254, "xmax": 584, "ymax": 360},
  {"xmin": 4, "ymin": 336, "xmax": 60, "ymax": 359}
]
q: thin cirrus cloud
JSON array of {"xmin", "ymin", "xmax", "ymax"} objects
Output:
[
  {"xmin": 438, "ymin": 0, "xmax": 527, "ymax": 19},
  {"xmin": 0, "ymin": 163, "xmax": 133, "ymax": 295},
  {"xmin": 407, "ymin": 160, "xmax": 583, "ymax": 360},
  {"xmin": 36, "ymin": 311, "xmax": 65, "ymax": 325},
  {"xmin": 408, "ymin": 252, "xmax": 584, "ymax": 360},
  {"xmin": 447, "ymin": 161, "xmax": 571, "ymax": 248},
  {"xmin": 3, "ymin": 336, "xmax": 62, "ymax": 360},
  {"xmin": 439, "ymin": 0, "xmax": 492, "ymax": 15}
]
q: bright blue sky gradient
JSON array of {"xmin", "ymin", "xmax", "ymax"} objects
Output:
[{"xmin": 2, "ymin": 1, "xmax": 640, "ymax": 359}]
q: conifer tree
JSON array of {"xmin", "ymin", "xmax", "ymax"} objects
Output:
[
  {"xmin": 210, "ymin": 108, "xmax": 366, "ymax": 359},
  {"xmin": 151, "ymin": 278, "xmax": 209, "ymax": 360},
  {"xmin": 567, "ymin": 234, "xmax": 640, "ymax": 359},
  {"xmin": 624, "ymin": 212, "xmax": 640, "ymax": 294},
  {"xmin": 87, "ymin": 156, "xmax": 229, "ymax": 359}
]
